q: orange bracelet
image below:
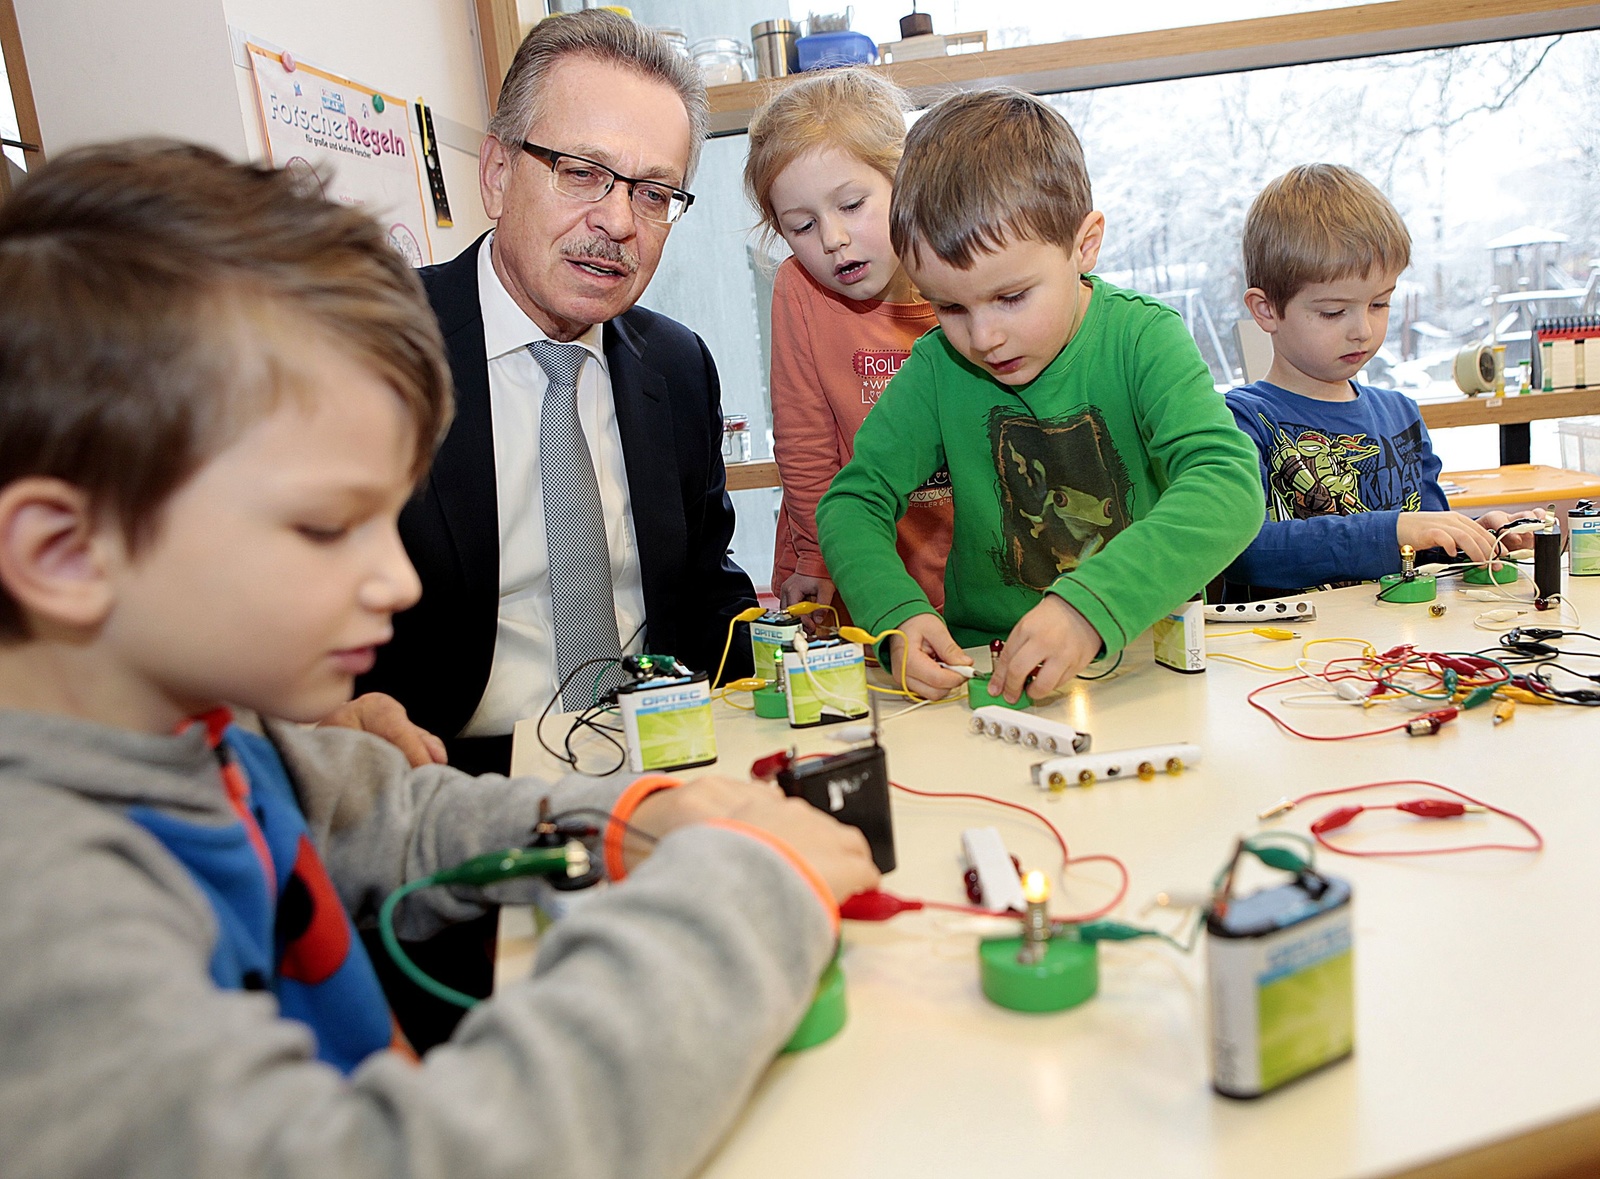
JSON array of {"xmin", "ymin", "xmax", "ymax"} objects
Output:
[
  {"xmin": 604, "ymin": 775, "xmax": 681, "ymax": 881},
  {"xmin": 704, "ymin": 818, "xmax": 841, "ymax": 936}
]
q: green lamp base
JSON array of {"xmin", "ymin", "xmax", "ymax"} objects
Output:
[
  {"xmin": 753, "ymin": 684, "xmax": 789, "ymax": 719},
  {"xmin": 1463, "ymin": 562, "xmax": 1519, "ymax": 586},
  {"xmin": 782, "ymin": 953, "xmax": 847, "ymax": 1052},
  {"xmin": 968, "ymin": 674, "xmax": 1033, "ymax": 711},
  {"xmin": 979, "ymin": 935, "xmax": 1098, "ymax": 1012},
  {"xmin": 1377, "ymin": 572, "xmax": 1437, "ymax": 603}
]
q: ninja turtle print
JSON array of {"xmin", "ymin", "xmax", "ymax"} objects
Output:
[{"xmin": 1258, "ymin": 412, "xmax": 1427, "ymax": 523}]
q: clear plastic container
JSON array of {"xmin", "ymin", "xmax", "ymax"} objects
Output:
[{"xmin": 690, "ymin": 37, "xmax": 752, "ymax": 86}]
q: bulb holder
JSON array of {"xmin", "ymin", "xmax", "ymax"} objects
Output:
[
  {"xmin": 967, "ymin": 673, "xmax": 1033, "ymax": 710},
  {"xmin": 979, "ymin": 933, "xmax": 1098, "ymax": 1012},
  {"xmin": 1376, "ymin": 572, "xmax": 1437, "ymax": 603},
  {"xmin": 782, "ymin": 952, "xmax": 847, "ymax": 1051},
  {"xmin": 1462, "ymin": 563, "xmax": 1519, "ymax": 586},
  {"xmin": 752, "ymin": 682, "xmax": 789, "ymax": 718}
]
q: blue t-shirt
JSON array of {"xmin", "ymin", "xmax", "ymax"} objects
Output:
[{"xmin": 1223, "ymin": 379, "xmax": 1447, "ymax": 594}]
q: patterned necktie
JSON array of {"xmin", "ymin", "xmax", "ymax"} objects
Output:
[{"xmin": 530, "ymin": 340, "xmax": 625, "ymax": 711}]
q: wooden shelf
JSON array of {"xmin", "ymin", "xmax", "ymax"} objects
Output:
[
  {"xmin": 1417, "ymin": 387, "xmax": 1600, "ymax": 430},
  {"xmin": 725, "ymin": 459, "xmax": 781, "ymax": 491},
  {"xmin": 706, "ymin": 0, "xmax": 1600, "ymax": 135}
]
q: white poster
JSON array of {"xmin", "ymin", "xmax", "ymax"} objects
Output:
[{"xmin": 247, "ymin": 43, "xmax": 433, "ymax": 265}]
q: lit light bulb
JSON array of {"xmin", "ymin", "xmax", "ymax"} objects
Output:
[{"xmin": 1022, "ymin": 870, "xmax": 1050, "ymax": 905}]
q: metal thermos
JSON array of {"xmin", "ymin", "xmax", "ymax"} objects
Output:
[{"xmin": 752, "ymin": 19, "xmax": 799, "ymax": 78}]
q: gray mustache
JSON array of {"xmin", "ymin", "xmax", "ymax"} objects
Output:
[{"xmin": 561, "ymin": 238, "xmax": 639, "ymax": 274}]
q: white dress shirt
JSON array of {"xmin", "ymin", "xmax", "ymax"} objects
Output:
[{"xmin": 460, "ymin": 233, "xmax": 647, "ymax": 736}]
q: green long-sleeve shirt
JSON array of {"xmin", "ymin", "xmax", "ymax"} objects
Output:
[{"xmin": 817, "ymin": 277, "xmax": 1265, "ymax": 657}]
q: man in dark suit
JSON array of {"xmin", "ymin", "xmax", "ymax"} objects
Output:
[{"xmin": 360, "ymin": 11, "xmax": 756, "ymax": 776}]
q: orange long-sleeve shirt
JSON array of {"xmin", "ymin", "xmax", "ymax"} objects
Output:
[{"xmin": 768, "ymin": 257, "xmax": 953, "ymax": 611}]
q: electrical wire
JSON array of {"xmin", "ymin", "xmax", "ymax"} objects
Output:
[
  {"xmin": 1263, "ymin": 779, "xmax": 1543, "ymax": 857},
  {"xmin": 889, "ymin": 779, "xmax": 1130, "ymax": 922}
]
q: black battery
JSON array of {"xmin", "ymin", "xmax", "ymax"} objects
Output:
[{"xmin": 777, "ymin": 745, "xmax": 896, "ymax": 873}]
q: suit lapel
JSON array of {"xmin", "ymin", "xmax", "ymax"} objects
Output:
[
  {"xmin": 421, "ymin": 241, "xmax": 501, "ymax": 614},
  {"xmin": 607, "ymin": 314, "xmax": 686, "ymax": 646}
]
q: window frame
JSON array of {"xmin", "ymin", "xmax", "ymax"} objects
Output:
[{"xmin": 0, "ymin": 0, "xmax": 44, "ymax": 195}]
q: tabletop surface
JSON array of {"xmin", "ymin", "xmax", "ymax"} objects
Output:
[
  {"xmin": 1442, "ymin": 463, "xmax": 1600, "ymax": 510},
  {"xmin": 507, "ymin": 573, "xmax": 1600, "ymax": 1179}
]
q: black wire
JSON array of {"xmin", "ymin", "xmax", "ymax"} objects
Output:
[
  {"xmin": 562, "ymin": 702, "xmax": 627, "ymax": 776},
  {"xmin": 536, "ymin": 657, "xmax": 626, "ymax": 769},
  {"xmin": 539, "ymin": 806, "xmax": 660, "ymax": 850},
  {"xmin": 1077, "ymin": 649, "xmax": 1124, "ymax": 680}
]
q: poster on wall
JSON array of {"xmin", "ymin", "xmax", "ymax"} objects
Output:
[{"xmin": 246, "ymin": 42, "xmax": 432, "ymax": 265}]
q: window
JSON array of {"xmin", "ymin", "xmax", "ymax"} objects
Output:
[{"xmin": 0, "ymin": 0, "xmax": 42, "ymax": 193}]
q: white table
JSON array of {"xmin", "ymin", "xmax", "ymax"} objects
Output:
[{"xmin": 504, "ymin": 573, "xmax": 1600, "ymax": 1178}]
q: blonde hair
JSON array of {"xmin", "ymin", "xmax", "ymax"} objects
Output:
[
  {"xmin": 1244, "ymin": 164, "xmax": 1412, "ymax": 312},
  {"xmin": 891, "ymin": 87, "xmax": 1092, "ymax": 270},
  {"xmin": 488, "ymin": 10, "xmax": 709, "ymax": 186},
  {"xmin": 744, "ymin": 68, "xmax": 910, "ymax": 243}
]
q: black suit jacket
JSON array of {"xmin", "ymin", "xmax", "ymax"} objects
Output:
[{"xmin": 360, "ymin": 236, "xmax": 758, "ymax": 740}]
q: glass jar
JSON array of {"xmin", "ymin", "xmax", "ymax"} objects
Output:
[
  {"xmin": 690, "ymin": 37, "xmax": 753, "ymax": 87},
  {"xmin": 652, "ymin": 26, "xmax": 689, "ymax": 58},
  {"xmin": 722, "ymin": 413, "xmax": 752, "ymax": 464}
]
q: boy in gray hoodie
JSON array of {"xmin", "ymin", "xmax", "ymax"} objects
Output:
[{"xmin": 0, "ymin": 140, "xmax": 877, "ymax": 1179}]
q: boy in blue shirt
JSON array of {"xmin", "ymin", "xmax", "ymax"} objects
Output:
[
  {"xmin": 1224, "ymin": 164, "xmax": 1541, "ymax": 596},
  {"xmin": 0, "ymin": 141, "xmax": 875, "ymax": 1179}
]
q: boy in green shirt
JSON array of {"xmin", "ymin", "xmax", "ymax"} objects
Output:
[{"xmin": 817, "ymin": 88, "xmax": 1264, "ymax": 701}]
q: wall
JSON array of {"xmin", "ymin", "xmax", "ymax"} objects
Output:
[
  {"xmin": 12, "ymin": 0, "xmax": 495, "ymax": 257},
  {"xmin": 14, "ymin": 0, "xmax": 246, "ymax": 157}
]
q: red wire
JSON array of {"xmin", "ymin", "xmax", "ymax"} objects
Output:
[
  {"xmin": 890, "ymin": 780, "xmax": 1130, "ymax": 921},
  {"xmin": 1286, "ymin": 779, "xmax": 1543, "ymax": 857},
  {"xmin": 1247, "ymin": 674, "xmax": 1416, "ymax": 740}
]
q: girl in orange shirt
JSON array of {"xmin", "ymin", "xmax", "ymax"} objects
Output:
[{"xmin": 745, "ymin": 69, "xmax": 953, "ymax": 618}]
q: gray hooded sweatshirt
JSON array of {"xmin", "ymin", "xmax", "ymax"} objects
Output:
[{"xmin": 0, "ymin": 711, "xmax": 834, "ymax": 1179}]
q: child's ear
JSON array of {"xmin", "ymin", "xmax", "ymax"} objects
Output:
[
  {"xmin": 1073, "ymin": 211, "xmax": 1107, "ymax": 274},
  {"xmin": 1243, "ymin": 288, "xmax": 1281, "ymax": 335},
  {"xmin": 0, "ymin": 478, "xmax": 116, "ymax": 631}
]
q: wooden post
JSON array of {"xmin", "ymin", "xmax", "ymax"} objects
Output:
[{"xmin": 474, "ymin": 0, "xmax": 523, "ymax": 119}]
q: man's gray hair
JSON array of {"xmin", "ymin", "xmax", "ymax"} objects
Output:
[{"xmin": 487, "ymin": 10, "xmax": 709, "ymax": 187}]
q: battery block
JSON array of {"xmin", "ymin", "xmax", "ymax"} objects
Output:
[
  {"xmin": 778, "ymin": 744, "xmax": 896, "ymax": 872},
  {"xmin": 1206, "ymin": 597, "xmax": 1317, "ymax": 624},
  {"xmin": 970, "ymin": 706, "xmax": 1090, "ymax": 756}
]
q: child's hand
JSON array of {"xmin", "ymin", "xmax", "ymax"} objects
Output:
[
  {"xmin": 1397, "ymin": 511, "xmax": 1499, "ymax": 565},
  {"xmin": 317, "ymin": 691, "xmax": 448, "ymax": 767},
  {"xmin": 626, "ymin": 774, "xmax": 784, "ymax": 870},
  {"xmin": 1476, "ymin": 508, "xmax": 1544, "ymax": 555},
  {"xmin": 721, "ymin": 791, "xmax": 881, "ymax": 905},
  {"xmin": 779, "ymin": 572, "xmax": 834, "ymax": 613},
  {"xmin": 627, "ymin": 775, "xmax": 880, "ymax": 903},
  {"xmin": 990, "ymin": 596, "xmax": 1104, "ymax": 703},
  {"xmin": 885, "ymin": 613, "xmax": 971, "ymax": 699}
]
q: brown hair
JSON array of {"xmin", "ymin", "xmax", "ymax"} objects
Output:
[
  {"xmin": 1244, "ymin": 164, "xmax": 1412, "ymax": 312},
  {"xmin": 744, "ymin": 68, "xmax": 909, "ymax": 243},
  {"xmin": 0, "ymin": 139, "xmax": 453, "ymax": 636},
  {"xmin": 890, "ymin": 87, "xmax": 1093, "ymax": 270},
  {"xmin": 488, "ymin": 10, "xmax": 709, "ymax": 186}
]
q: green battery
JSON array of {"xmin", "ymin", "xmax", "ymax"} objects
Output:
[
  {"xmin": 615, "ymin": 671, "xmax": 717, "ymax": 773},
  {"xmin": 783, "ymin": 637, "xmax": 869, "ymax": 727},
  {"xmin": 750, "ymin": 611, "xmax": 802, "ymax": 681},
  {"xmin": 1207, "ymin": 874, "xmax": 1354, "ymax": 1099},
  {"xmin": 1570, "ymin": 500, "xmax": 1600, "ymax": 577}
]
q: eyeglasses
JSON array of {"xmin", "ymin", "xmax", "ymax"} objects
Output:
[{"xmin": 519, "ymin": 142, "xmax": 695, "ymax": 225}]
